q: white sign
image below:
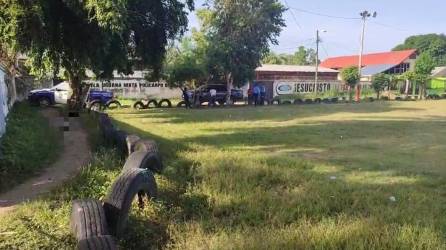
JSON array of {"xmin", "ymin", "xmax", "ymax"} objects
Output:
[
  {"xmin": 274, "ymin": 81, "xmax": 343, "ymax": 97},
  {"xmin": 83, "ymin": 80, "xmax": 181, "ymax": 99}
]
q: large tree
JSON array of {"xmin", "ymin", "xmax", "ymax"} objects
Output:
[
  {"xmin": 341, "ymin": 66, "xmax": 360, "ymax": 101},
  {"xmin": 393, "ymin": 34, "xmax": 446, "ymax": 66},
  {"xmin": 371, "ymin": 73, "xmax": 390, "ymax": 99},
  {"xmin": 414, "ymin": 52, "xmax": 436, "ymax": 99},
  {"xmin": 0, "ymin": 0, "xmax": 193, "ymax": 108},
  {"xmin": 262, "ymin": 46, "xmax": 317, "ymax": 65},
  {"xmin": 163, "ymin": 9, "xmax": 211, "ymax": 88},
  {"xmin": 204, "ymin": 0, "xmax": 286, "ymax": 101}
]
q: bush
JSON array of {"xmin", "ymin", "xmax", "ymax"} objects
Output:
[{"xmin": 0, "ymin": 103, "xmax": 61, "ymax": 192}]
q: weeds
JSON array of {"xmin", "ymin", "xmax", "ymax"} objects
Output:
[{"xmin": 0, "ymin": 103, "xmax": 60, "ymax": 192}]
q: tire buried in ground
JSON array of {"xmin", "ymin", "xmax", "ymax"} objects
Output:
[
  {"xmin": 113, "ymin": 130, "xmax": 128, "ymax": 155},
  {"xmin": 88, "ymin": 101, "xmax": 104, "ymax": 113},
  {"xmin": 106, "ymin": 100, "xmax": 121, "ymax": 110},
  {"xmin": 134, "ymin": 139, "xmax": 159, "ymax": 154},
  {"xmin": 158, "ymin": 99, "xmax": 172, "ymax": 108},
  {"xmin": 294, "ymin": 99, "xmax": 303, "ymax": 105},
  {"xmin": 177, "ymin": 101, "xmax": 186, "ymax": 107},
  {"xmin": 77, "ymin": 235, "xmax": 118, "ymax": 250},
  {"xmin": 123, "ymin": 151, "xmax": 164, "ymax": 173},
  {"xmin": 71, "ymin": 199, "xmax": 109, "ymax": 241},
  {"xmin": 103, "ymin": 168, "xmax": 157, "ymax": 237},
  {"xmin": 126, "ymin": 134, "xmax": 141, "ymax": 155},
  {"xmin": 133, "ymin": 101, "xmax": 146, "ymax": 110},
  {"xmin": 147, "ymin": 99, "xmax": 158, "ymax": 109}
]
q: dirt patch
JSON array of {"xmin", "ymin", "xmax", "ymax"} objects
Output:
[{"xmin": 0, "ymin": 108, "xmax": 91, "ymax": 215}]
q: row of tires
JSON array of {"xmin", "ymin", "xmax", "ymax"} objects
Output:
[
  {"xmin": 87, "ymin": 100, "xmax": 122, "ymax": 112},
  {"xmin": 71, "ymin": 112, "xmax": 164, "ymax": 249},
  {"xmin": 133, "ymin": 99, "xmax": 173, "ymax": 110},
  {"xmin": 269, "ymin": 97, "xmax": 376, "ymax": 105}
]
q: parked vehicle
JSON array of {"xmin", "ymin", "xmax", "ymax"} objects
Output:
[
  {"xmin": 86, "ymin": 89, "xmax": 121, "ymax": 111},
  {"xmin": 28, "ymin": 82, "xmax": 71, "ymax": 106},
  {"xmin": 28, "ymin": 82, "xmax": 121, "ymax": 110},
  {"xmin": 191, "ymin": 84, "xmax": 243, "ymax": 105}
]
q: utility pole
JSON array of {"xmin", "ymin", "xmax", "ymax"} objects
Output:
[
  {"xmin": 357, "ymin": 10, "xmax": 377, "ymax": 102},
  {"xmin": 315, "ymin": 29, "xmax": 326, "ymax": 93}
]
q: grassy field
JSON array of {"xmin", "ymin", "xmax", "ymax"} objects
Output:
[
  {"xmin": 0, "ymin": 103, "xmax": 61, "ymax": 192},
  {"xmin": 109, "ymin": 100, "xmax": 446, "ymax": 249},
  {"xmin": 1, "ymin": 100, "xmax": 446, "ymax": 249}
]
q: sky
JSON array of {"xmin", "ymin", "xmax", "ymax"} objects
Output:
[{"xmin": 188, "ymin": 0, "xmax": 446, "ymax": 59}]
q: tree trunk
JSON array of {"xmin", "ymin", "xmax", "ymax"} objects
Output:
[
  {"xmin": 68, "ymin": 74, "xmax": 83, "ymax": 111},
  {"xmin": 226, "ymin": 72, "xmax": 233, "ymax": 105},
  {"xmin": 377, "ymin": 91, "xmax": 380, "ymax": 100},
  {"xmin": 348, "ymin": 86, "xmax": 353, "ymax": 102}
]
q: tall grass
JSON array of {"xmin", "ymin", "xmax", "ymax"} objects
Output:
[{"xmin": 0, "ymin": 103, "xmax": 60, "ymax": 192}]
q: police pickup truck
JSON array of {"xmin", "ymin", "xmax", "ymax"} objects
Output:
[{"xmin": 28, "ymin": 82, "xmax": 121, "ymax": 110}]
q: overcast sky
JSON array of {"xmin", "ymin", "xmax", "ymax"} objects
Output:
[{"xmin": 188, "ymin": 0, "xmax": 446, "ymax": 59}]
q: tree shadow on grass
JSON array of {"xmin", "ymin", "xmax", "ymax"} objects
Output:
[{"xmin": 109, "ymin": 112, "xmax": 446, "ymax": 249}]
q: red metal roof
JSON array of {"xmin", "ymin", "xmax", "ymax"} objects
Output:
[{"xmin": 320, "ymin": 49, "xmax": 417, "ymax": 69}]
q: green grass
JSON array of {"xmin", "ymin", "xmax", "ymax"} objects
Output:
[
  {"xmin": 0, "ymin": 103, "xmax": 61, "ymax": 192},
  {"xmin": 1, "ymin": 101, "xmax": 446, "ymax": 249},
  {"xmin": 108, "ymin": 100, "xmax": 446, "ymax": 249}
]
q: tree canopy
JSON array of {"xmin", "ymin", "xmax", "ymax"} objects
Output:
[
  {"xmin": 0, "ymin": 0, "xmax": 194, "ymax": 106},
  {"xmin": 262, "ymin": 46, "xmax": 317, "ymax": 65},
  {"xmin": 393, "ymin": 34, "xmax": 446, "ymax": 66},
  {"xmin": 371, "ymin": 73, "xmax": 390, "ymax": 99},
  {"xmin": 204, "ymin": 0, "xmax": 286, "ymax": 90}
]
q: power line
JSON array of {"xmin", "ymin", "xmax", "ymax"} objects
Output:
[
  {"xmin": 289, "ymin": 7, "xmax": 361, "ymax": 20},
  {"xmin": 370, "ymin": 21, "xmax": 411, "ymax": 33},
  {"xmin": 321, "ymin": 43, "xmax": 329, "ymax": 58},
  {"xmin": 283, "ymin": 0, "xmax": 302, "ymax": 30}
]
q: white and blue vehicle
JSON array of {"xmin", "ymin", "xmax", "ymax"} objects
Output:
[
  {"xmin": 28, "ymin": 82, "xmax": 71, "ymax": 106},
  {"xmin": 28, "ymin": 82, "xmax": 121, "ymax": 110}
]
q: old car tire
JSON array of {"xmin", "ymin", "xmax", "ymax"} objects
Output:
[
  {"xmin": 304, "ymin": 99, "xmax": 313, "ymax": 104},
  {"xmin": 133, "ymin": 101, "xmax": 146, "ymax": 110},
  {"xmin": 89, "ymin": 101, "xmax": 104, "ymax": 113},
  {"xmin": 113, "ymin": 130, "xmax": 128, "ymax": 155},
  {"xmin": 123, "ymin": 151, "xmax": 164, "ymax": 173},
  {"xmin": 39, "ymin": 97, "xmax": 51, "ymax": 107},
  {"xmin": 294, "ymin": 99, "xmax": 303, "ymax": 105},
  {"xmin": 134, "ymin": 139, "xmax": 159, "ymax": 154},
  {"xmin": 147, "ymin": 99, "xmax": 158, "ymax": 109},
  {"xmin": 126, "ymin": 134, "xmax": 141, "ymax": 155},
  {"xmin": 106, "ymin": 100, "xmax": 121, "ymax": 110},
  {"xmin": 158, "ymin": 99, "xmax": 172, "ymax": 108},
  {"xmin": 71, "ymin": 199, "xmax": 109, "ymax": 241},
  {"xmin": 177, "ymin": 101, "xmax": 186, "ymax": 107},
  {"xmin": 103, "ymin": 168, "xmax": 157, "ymax": 237},
  {"xmin": 77, "ymin": 235, "xmax": 118, "ymax": 250}
]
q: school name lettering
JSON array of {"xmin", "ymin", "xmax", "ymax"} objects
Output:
[
  {"xmin": 85, "ymin": 82, "xmax": 166, "ymax": 88},
  {"xmin": 295, "ymin": 83, "xmax": 331, "ymax": 93}
]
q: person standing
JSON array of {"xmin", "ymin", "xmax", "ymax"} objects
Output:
[
  {"xmin": 182, "ymin": 87, "xmax": 191, "ymax": 108},
  {"xmin": 209, "ymin": 88, "xmax": 217, "ymax": 107},
  {"xmin": 260, "ymin": 85, "xmax": 266, "ymax": 105},
  {"xmin": 253, "ymin": 84, "xmax": 260, "ymax": 106}
]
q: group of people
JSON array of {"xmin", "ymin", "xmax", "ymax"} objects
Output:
[{"xmin": 250, "ymin": 84, "xmax": 266, "ymax": 106}]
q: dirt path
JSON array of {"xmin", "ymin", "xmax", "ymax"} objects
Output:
[{"xmin": 0, "ymin": 108, "xmax": 91, "ymax": 215}]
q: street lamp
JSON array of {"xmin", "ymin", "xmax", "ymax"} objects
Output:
[
  {"xmin": 315, "ymin": 29, "xmax": 327, "ymax": 93},
  {"xmin": 356, "ymin": 10, "xmax": 377, "ymax": 102}
]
